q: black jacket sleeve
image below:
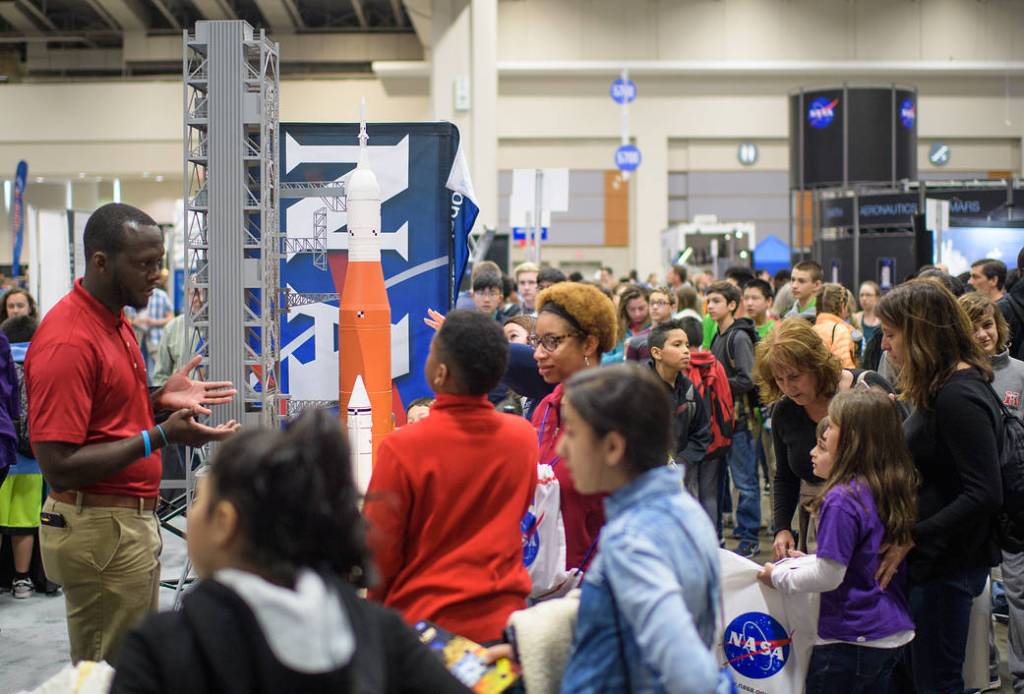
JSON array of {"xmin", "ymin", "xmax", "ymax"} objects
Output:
[
  {"xmin": 914, "ymin": 382, "xmax": 1003, "ymax": 545},
  {"xmin": 678, "ymin": 384, "xmax": 710, "ymax": 465},
  {"xmin": 726, "ymin": 331, "xmax": 755, "ymax": 395},
  {"xmin": 771, "ymin": 403, "xmax": 802, "ymax": 534},
  {"xmin": 504, "ymin": 343, "xmax": 555, "ymax": 401},
  {"xmin": 382, "ymin": 610, "xmax": 474, "ymax": 694}
]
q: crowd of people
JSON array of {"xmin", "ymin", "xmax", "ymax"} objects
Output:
[{"xmin": 7, "ymin": 200, "xmax": 1024, "ymax": 694}]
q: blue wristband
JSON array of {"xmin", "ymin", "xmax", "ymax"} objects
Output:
[
  {"xmin": 141, "ymin": 429, "xmax": 152, "ymax": 458},
  {"xmin": 155, "ymin": 424, "xmax": 169, "ymax": 448}
]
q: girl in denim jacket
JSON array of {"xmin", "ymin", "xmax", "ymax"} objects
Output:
[{"xmin": 556, "ymin": 363, "xmax": 732, "ymax": 693}]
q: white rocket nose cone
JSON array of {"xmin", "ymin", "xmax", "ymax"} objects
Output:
[
  {"xmin": 348, "ymin": 375, "xmax": 371, "ymax": 409},
  {"xmin": 347, "ymin": 167, "xmax": 380, "ymax": 201}
]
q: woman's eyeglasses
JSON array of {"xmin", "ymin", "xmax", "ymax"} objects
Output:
[{"xmin": 528, "ymin": 332, "xmax": 581, "ymax": 352}]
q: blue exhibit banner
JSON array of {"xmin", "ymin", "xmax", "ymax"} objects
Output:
[
  {"xmin": 11, "ymin": 161, "xmax": 27, "ymax": 278},
  {"xmin": 279, "ymin": 122, "xmax": 477, "ymax": 423}
]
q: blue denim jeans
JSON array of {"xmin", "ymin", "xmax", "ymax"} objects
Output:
[
  {"xmin": 909, "ymin": 567, "xmax": 989, "ymax": 694},
  {"xmin": 805, "ymin": 643, "xmax": 906, "ymax": 694},
  {"xmin": 725, "ymin": 428, "xmax": 760, "ymax": 543}
]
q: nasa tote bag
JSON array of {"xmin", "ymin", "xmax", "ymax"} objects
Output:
[
  {"xmin": 522, "ymin": 463, "xmax": 570, "ymax": 600},
  {"xmin": 718, "ymin": 550, "xmax": 819, "ymax": 694}
]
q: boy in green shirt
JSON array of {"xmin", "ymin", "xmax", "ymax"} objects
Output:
[{"xmin": 743, "ymin": 279, "xmax": 776, "ymax": 340}]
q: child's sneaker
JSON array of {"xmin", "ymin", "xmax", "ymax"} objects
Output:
[
  {"xmin": 12, "ymin": 578, "xmax": 32, "ymax": 599},
  {"xmin": 734, "ymin": 541, "xmax": 758, "ymax": 560}
]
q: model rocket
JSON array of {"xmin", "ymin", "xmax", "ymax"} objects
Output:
[
  {"xmin": 347, "ymin": 375, "xmax": 374, "ymax": 494},
  {"xmin": 339, "ymin": 100, "xmax": 393, "ymax": 491}
]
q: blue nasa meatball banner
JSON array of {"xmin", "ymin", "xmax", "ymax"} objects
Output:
[{"xmin": 279, "ymin": 122, "xmax": 478, "ymax": 419}]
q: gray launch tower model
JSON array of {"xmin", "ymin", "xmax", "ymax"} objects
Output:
[{"xmin": 183, "ymin": 20, "xmax": 281, "ymax": 428}]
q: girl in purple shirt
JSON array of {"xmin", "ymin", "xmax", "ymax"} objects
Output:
[{"xmin": 758, "ymin": 388, "xmax": 918, "ymax": 694}]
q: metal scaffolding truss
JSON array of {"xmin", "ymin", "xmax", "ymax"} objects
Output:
[
  {"xmin": 183, "ymin": 20, "xmax": 281, "ymax": 429},
  {"xmin": 279, "ymin": 180, "xmax": 345, "ymax": 271}
]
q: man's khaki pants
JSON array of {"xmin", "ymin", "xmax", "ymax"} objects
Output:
[{"xmin": 39, "ymin": 495, "xmax": 161, "ymax": 665}]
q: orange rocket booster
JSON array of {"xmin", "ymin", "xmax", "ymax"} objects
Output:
[{"xmin": 339, "ymin": 116, "xmax": 393, "ymax": 472}]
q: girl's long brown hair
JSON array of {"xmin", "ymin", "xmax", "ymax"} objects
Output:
[
  {"xmin": 875, "ymin": 278, "xmax": 992, "ymax": 411},
  {"xmin": 811, "ymin": 388, "xmax": 919, "ymax": 546},
  {"xmin": 616, "ymin": 285, "xmax": 650, "ymax": 343}
]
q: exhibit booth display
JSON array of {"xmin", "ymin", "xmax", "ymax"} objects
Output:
[
  {"xmin": 789, "ymin": 82, "xmax": 1022, "ymax": 288},
  {"xmin": 816, "ymin": 183, "xmax": 1021, "ymax": 289},
  {"xmin": 280, "ymin": 122, "xmax": 478, "ymax": 423}
]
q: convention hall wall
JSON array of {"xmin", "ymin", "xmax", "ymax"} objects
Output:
[{"xmin": 0, "ymin": 0, "xmax": 1022, "ymax": 275}]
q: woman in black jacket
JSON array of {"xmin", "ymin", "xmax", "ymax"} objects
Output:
[
  {"xmin": 876, "ymin": 278, "xmax": 1002, "ymax": 694},
  {"xmin": 111, "ymin": 410, "xmax": 469, "ymax": 694},
  {"xmin": 753, "ymin": 318, "xmax": 895, "ymax": 558}
]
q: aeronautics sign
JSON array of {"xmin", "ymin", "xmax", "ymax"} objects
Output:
[{"xmin": 820, "ymin": 190, "xmax": 1011, "ymax": 228}]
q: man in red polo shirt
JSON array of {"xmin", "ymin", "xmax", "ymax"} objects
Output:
[
  {"xmin": 27, "ymin": 203, "xmax": 240, "ymax": 665},
  {"xmin": 365, "ymin": 310, "xmax": 538, "ymax": 644}
]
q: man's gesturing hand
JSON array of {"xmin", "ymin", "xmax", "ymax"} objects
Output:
[
  {"xmin": 156, "ymin": 355, "xmax": 238, "ymax": 416},
  {"xmin": 162, "ymin": 408, "xmax": 240, "ymax": 448}
]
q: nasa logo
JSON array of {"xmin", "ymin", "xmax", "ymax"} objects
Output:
[
  {"xmin": 723, "ymin": 611, "xmax": 792, "ymax": 679},
  {"xmin": 807, "ymin": 96, "xmax": 838, "ymax": 129},
  {"xmin": 520, "ymin": 511, "xmax": 541, "ymax": 567},
  {"xmin": 900, "ymin": 98, "xmax": 916, "ymax": 129}
]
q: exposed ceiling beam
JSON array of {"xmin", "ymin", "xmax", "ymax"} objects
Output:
[
  {"xmin": 0, "ymin": 1, "xmax": 42, "ymax": 34},
  {"xmin": 189, "ymin": 0, "xmax": 236, "ymax": 20},
  {"xmin": 389, "ymin": 0, "xmax": 405, "ymax": 27},
  {"xmin": 14, "ymin": 0, "xmax": 58, "ymax": 31},
  {"xmin": 253, "ymin": 0, "xmax": 305, "ymax": 33},
  {"xmin": 84, "ymin": 0, "xmax": 149, "ymax": 31},
  {"xmin": 350, "ymin": 0, "xmax": 367, "ymax": 29},
  {"xmin": 147, "ymin": 0, "xmax": 180, "ymax": 31}
]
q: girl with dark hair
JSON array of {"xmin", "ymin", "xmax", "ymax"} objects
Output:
[
  {"xmin": 111, "ymin": 410, "xmax": 469, "ymax": 694},
  {"xmin": 557, "ymin": 363, "xmax": 731, "ymax": 692},
  {"xmin": 876, "ymin": 278, "xmax": 1003, "ymax": 693},
  {"xmin": 0, "ymin": 288, "xmax": 38, "ymax": 323},
  {"xmin": 759, "ymin": 389, "xmax": 918, "ymax": 693}
]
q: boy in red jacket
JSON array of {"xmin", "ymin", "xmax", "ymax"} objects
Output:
[
  {"xmin": 681, "ymin": 316, "xmax": 734, "ymax": 538},
  {"xmin": 364, "ymin": 310, "xmax": 538, "ymax": 644}
]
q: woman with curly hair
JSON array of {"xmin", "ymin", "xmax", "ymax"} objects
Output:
[
  {"xmin": 529, "ymin": 282, "xmax": 619, "ymax": 572},
  {"xmin": 754, "ymin": 318, "xmax": 895, "ymax": 558},
  {"xmin": 877, "ymin": 279, "xmax": 1002, "ymax": 693}
]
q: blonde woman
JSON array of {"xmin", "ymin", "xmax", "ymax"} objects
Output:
[{"xmin": 753, "ymin": 318, "xmax": 895, "ymax": 557}]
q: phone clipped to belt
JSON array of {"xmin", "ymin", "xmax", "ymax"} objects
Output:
[{"xmin": 40, "ymin": 511, "xmax": 67, "ymax": 528}]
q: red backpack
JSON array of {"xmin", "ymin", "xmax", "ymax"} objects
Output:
[{"xmin": 687, "ymin": 350, "xmax": 735, "ymax": 459}]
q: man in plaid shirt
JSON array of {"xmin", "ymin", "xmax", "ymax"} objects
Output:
[{"xmin": 125, "ymin": 281, "xmax": 174, "ymax": 379}]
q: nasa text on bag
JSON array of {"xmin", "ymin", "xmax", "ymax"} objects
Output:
[{"xmin": 280, "ymin": 123, "xmax": 478, "ymax": 420}]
